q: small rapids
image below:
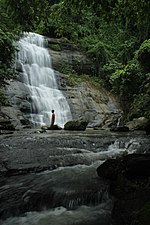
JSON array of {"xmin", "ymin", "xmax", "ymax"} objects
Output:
[
  {"xmin": 0, "ymin": 203, "xmax": 113, "ymax": 225},
  {"xmin": 0, "ymin": 162, "xmax": 113, "ymax": 225},
  {"xmin": 0, "ymin": 135, "xmax": 146, "ymax": 225}
]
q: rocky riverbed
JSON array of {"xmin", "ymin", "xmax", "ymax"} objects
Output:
[
  {"xmin": 0, "ymin": 129, "xmax": 150, "ymax": 225},
  {"xmin": 0, "ymin": 129, "xmax": 149, "ymax": 175}
]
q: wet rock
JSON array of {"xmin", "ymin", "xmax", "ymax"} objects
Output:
[
  {"xmin": 145, "ymin": 120, "xmax": 150, "ymax": 135},
  {"xmin": 0, "ymin": 130, "xmax": 150, "ymax": 222},
  {"xmin": 41, "ymin": 124, "xmax": 62, "ymax": 132},
  {"xmin": 126, "ymin": 117, "xmax": 148, "ymax": 131},
  {"xmin": 20, "ymin": 101, "xmax": 31, "ymax": 113},
  {"xmin": 47, "ymin": 124, "xmax": 62, "ymax": 130},
  {"xmin": 15, "ymin": 61, "xmax": 23, "ymax": 73},
  {"xmin": 0, "ymin": 130, "xmax": 14, "ymax": 135},
  {"xmin": 97, "ymin": 154, "xmax": 150, "ymax": 225},
  {"xmin": 64, "ymin": 118, "xmax": 88, "ymax": 131},
  {"xmin": 124, "ymin": 154, "xmax": 150, "ymax": 179},
  {"xmin": 97, "ymin": 158, "xmax": 121, "ymax": 180},
  {"xmin": 0, "ymin": 119, "xmax": 15, "ymax": 131},
  {"xmin": 110, "ymin": 126, "xmax": 129, "ymax": 132}
]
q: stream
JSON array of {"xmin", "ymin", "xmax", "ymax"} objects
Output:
[{"xmin": 0, "ymin": 130, "xmax": 149, "ymax": 225}]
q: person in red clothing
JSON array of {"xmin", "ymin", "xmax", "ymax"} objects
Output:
[{"xmin": 51, "ymin": 109, "xmax": 55, "ymax": 127}]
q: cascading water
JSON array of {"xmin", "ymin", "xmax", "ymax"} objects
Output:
[
  {"xmin": 16, "ymin": 32, "xmax": 72, "ymax": 127},
  {"xmin": 1, "ymin": 132, "xmax": 150, "ymax": 225}
]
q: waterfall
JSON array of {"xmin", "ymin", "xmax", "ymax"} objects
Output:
[{"xmin": 16, "ymin": 32, "xmax": 72, "ymax": 128}]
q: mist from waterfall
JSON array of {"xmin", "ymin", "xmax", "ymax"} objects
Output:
[{"xmin": 16, "ymin": 32, "xmax": 72, "ymax": 127}]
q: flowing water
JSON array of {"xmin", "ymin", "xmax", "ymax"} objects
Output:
[
  {"xmin": 1, "ymin": 33, "xmax": 149, "ymax": 225},
  {"xmin": 1, "ymin": 131, "xmax": 149, "ymax": 225},
  {"xmin": 16, "ymin": 32, "xmax": 72, "ymax": 127}
]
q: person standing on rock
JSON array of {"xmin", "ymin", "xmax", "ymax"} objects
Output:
[{"xmin": 50, "ymin": 109, "xmax": 55, "ymax": 128}]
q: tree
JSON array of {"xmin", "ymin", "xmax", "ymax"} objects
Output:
[{"xmin": 5, "ymin": 0, "xmax": 50, "ymax": 32}]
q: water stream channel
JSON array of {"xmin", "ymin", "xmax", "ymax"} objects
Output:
[{"xmin": 0, "ymin": 130, "xmax": 149, "ymax": 225}]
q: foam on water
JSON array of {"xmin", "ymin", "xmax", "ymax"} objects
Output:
[{"xmin": 1, "ymin": 201, "xmax": 112, "ymax": 225}]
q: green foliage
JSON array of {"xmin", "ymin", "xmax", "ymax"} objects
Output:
[
  {"xmin": 0, "ymin": 30, "xmax": 15, "ymax": 66},
  {"xmin": 79, "ymin": 33, "xmax": 113, "ymax": 79},
  {"xmin": 137, "ymin": 39, "xmax": 150, "ymax": 72},
  {"xmin": 5, "ymin": 0, "xmax": 49, "ymax": 32},
  {"xmin": 70, "ymin": 0, "xmax": 150, "ymax": 41},
  {"xmin": 66, "ymin": 73, "xmax": 103, "ymax": 87},
  {"xmin": 127, "ymin": 73, "xmax": 150, "ymax": 119},
  {"xmin": 58, "ymin": 63, "xmax": 76, "ymax": 76},
  {"xmin": 0, "ymin": 0, "xmax": 18, "ymax": 106},
  {"xmin": 117, "ymin": 36, "xmax": 137, "ymax": 64},
  {"xmin": 109, "ymin": 61, "xmax": 144, "ymax": 108},
  {"xmin": 48, "ymin": 2, "xmax": 98, "ymax": 40},
  {"xmin": 128, "ymin": 93, "xmax": 150, "ymax": 120},
  {"xmin": 48, "ymin": 43, "xmax": 61, "ymax": 51},
  {"xmin": 100, "ymin": 61, "xmax": 124, "ymax": 88},
  {"xmin": 0, "ymin": 33, "xmax": 15, "ymax": 79},
  {"xmin": 83, "ymin": 38, "xmax": 110, "ymax": 66},
  {"xmin": 0, "ymin": 0, "xmax": 149, "ymax": 120}
]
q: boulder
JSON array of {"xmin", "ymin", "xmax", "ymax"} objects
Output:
[
  {"xmin": 97, "ymin": 153, "xmax": 150, "ymax": 225},
  {"xmin": 126, "ymin": 117, "xmax": 148, "ymax": 131},
  {"xmin": 124, "ymin": 154, "xmax": 150, "ymax": 179},
  {"xmin": 97, "ymin": 153, "xmax": 150, "ymax": 180},
  {"xmin": 47, "ymin": 124, "xmax": 62, "ymax": 130},
  {"xmin": 0, "ymin": 119, "xmax": 15, "ymax": 131},
  {"xmin": 144, "ymin": 120, "xmax": 150, "ymax": 135},
  {"xmin": 97, "ymin": 158, "xmax": 121, "ymax": 180},
  {"xmin": 64, "ymin": 118, "xmax": 88, "ymax": 131},
  {"xmin": 41, "ymin": 124, "xmax": 62, "ymax": 132},
  {"xmin": 110, "ymin": 126, "xmax": 129, "ymax": 132}
]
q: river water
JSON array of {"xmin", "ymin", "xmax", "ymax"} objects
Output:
[{"xmin": 1, "ymin": 130, "xmax": 149, "ymax": 225}]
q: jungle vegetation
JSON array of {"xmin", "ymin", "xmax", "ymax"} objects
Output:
[{"xmin": 0, "ymin": 0, "xmax": 150, "ymax": 120}]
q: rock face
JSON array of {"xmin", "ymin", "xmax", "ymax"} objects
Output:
[
  {"xmin": 48, "ymin": 38, "xmax": 94, "ymax": 76},
  {"xmin": 1, "ymin": 37, "xmax": 122, "ymax": 129},
  {"xmin": 65, "ymin": 81, "xmax": 122, "ymax": 128},
  {"xmin": 97, "ymin": 154, "xmax": 150, "ymax": 225}
]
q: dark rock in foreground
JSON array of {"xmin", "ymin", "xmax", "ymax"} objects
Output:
[{"xmin": 97, "ymin": 153, "xmax": 150, "ymax": 225}]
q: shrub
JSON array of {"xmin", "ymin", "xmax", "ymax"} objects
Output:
[{"xmin": 137, "ymin": 39, "xmax": 150, "ymax": 72}]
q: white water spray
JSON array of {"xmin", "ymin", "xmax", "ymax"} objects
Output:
[{"xmin": 16, "ymin": 32, "xmax": 72, "ymax": 127}]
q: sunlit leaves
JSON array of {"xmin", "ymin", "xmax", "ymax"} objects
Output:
[
  {"xmin": 6, "ymin": 0, "xmax": 49, "ymax": 31},
  {"xmin": 137, "ymin": 39, "xmax": 150, "ymax": 72}
]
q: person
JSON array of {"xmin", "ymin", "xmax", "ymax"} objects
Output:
[{"xmin": 50, "ymin": 109, "xmax": 55, "ymax": 127}]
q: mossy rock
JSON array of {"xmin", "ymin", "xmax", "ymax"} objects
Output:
[{"xmin": 48, "ymin": 43, "xmax": 61, "ymax": 51}]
